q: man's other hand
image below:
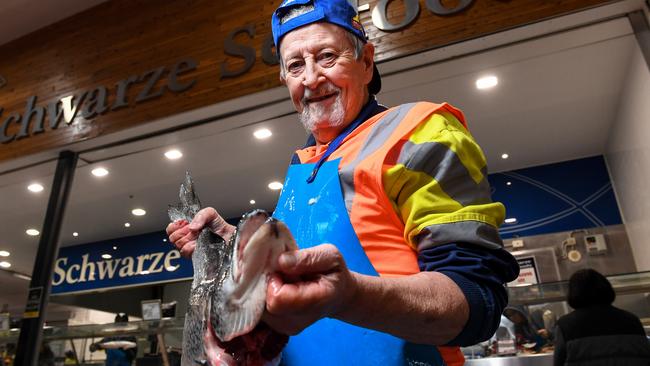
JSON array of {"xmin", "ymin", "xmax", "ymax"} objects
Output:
[
  {"xmin": 263, "ymin": 244, "xmax": 357, "ymax": 335},
  {"xmin": 166, "ymin": 207, "xmax": 236, "ymax": 258}
]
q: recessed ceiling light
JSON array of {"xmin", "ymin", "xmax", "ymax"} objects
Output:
[
  {"xmin": 27, "ymin": 183, "xmax": 44, "ymax": 193},
  {"xmin": 101, "ymin": 254, "xmax": 112, "ymax": 259},
  {"xmin": 0, "ymin": 261, "xmax": 11, "ymax": 268},
  {"xmin": 113, "ymin": 246, "xmax": 118, "ymax": 250},
  {"xmin": 166, "ymin": 265, "xmax": 178, "ymax": 272},
  {"xmin": 124, "ymin": 223, "xmax": 131, "ymax": 228},
  {"xmin": 476, "ymin": 75, "xmax": 498, "ymax": 90},
  {"xmin": 164, "ymin": 149, "xmax": 183, "ymax": 160},
  {"xmin": 140, "ymin": 270, "xmax": 150, "ymax": 275},
  {"xmin": 268, "ymin": 181, "xmax": 283, "ymax": 190},
  {"xmin": 26, "ymin": 229, "xmax": 40, "ymax": 236},
  {"xmin": 249, "ymin": 199, "xmax": 256, "ymax": 205},
  {"xmin": 253, "ymin": 128, "xmax": 272, "ymax": 139},
  {"xmin": 162, "ymin": 238, "xmax": 167, "ymax": 242},
  {"xmin": 91, "ymin": 167, "xmax": 109, "ymax": 177},
  {"xmin": 506, "ymin": 181, "xmax": 512, "ymax": 186},
  {"xmin": 504, "ymin": 218, "xmax": 518, "ymax": 224},
  {"xmin": 73, "ymin": 232, "xmax": 79, "ymax": 237},
  {"xmin": 0, "ymin": 250, "xmax": 9, "ymax": 257},
  {"xmin": 132, "ymin": 208, "xmax": 146, "ymax": 216},
  {"xmin": 501, "ymin": 153, "xmax": 509, "ymax": 159}
]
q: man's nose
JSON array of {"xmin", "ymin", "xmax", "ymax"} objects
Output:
[{"xmin": 302, "ymin": 61, "xmax": 324, "ymax": 89}]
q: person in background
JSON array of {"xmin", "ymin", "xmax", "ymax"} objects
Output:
[
  {"xmin": 166, "ymin": 0, "xmax": 519, "ymax": 364},
  {"xmin": 553, "ymin": 268, "xmax": 650, "ymax": 366},
  {"xmin": 530, "ymin": 307, "xmax": 556, "ymax": 341},
  {"xmin": 503, "ymin": 306, "xmax": 548, "ymax": 352},
  {"xmin": 89, "ymin": 313, "xmax": 137, "ymax": 366}
]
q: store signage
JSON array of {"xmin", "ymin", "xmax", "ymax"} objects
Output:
[
  {"xmin": 0, "ymin": 0, "xmax": 609, "ymax": 163},
  {"xmin": 51, "ymin": 231, "xmax": 193, "ymax": 295},
  {"xmin": 0, "ymin": 58, "xmax": 198, "ymax": 145},
  {"xmin": 221, "ymin": 0, "xmax": 476, "ymax": 76},
  {"xmin": 508, "ymin": 256, "xmax": 539, "ymax": 287},
  {"xmin": 372, "ymin": 0, "xmax": 474, "ymax": 31}
]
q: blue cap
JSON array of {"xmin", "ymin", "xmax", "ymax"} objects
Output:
[{"xmin": 272, "ymin": 0, "xmax": 381, "ymax": 95}]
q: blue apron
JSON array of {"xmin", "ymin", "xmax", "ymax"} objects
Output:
[{"xmin": 273, "ymin": 158, "xmax": 445, "ymax": 365}]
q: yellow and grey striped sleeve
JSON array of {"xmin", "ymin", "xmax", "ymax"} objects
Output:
[{"xmin": 384, "ymin": 111, "xmax": 506, "ymax": 251}]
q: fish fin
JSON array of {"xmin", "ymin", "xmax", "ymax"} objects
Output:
[{"xmin": 213, "ymin": 277, "xmax": 267, "ymax": 342}]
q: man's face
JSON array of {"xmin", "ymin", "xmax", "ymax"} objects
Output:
[{"xmin": 279, "ymin": 23, "xmax": 374, "ymax": 145}]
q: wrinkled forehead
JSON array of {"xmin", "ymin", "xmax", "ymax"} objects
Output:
[{"xmin": 279, "ymin": 22, "xmax": 353, "ymax": 58}]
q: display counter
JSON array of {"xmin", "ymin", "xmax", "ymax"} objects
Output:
[
  {"xmin": 462, "ymin": 271, "xmax": 650, "ymax": 364},
  {"xmin": 0, "ymin": 317, "xmax": 184, "ymax": 343},
  {"xmin": 0, "ymin": 317, "xmax": 184, "ymax": 365},
  {"xmin": 507, "ymin": 270, "xmax": 650, "ymax": 306},
  {"xmin": 2, "ymin": 272, "xmax": 649, "ymax": 364},
  {"xmin": 466, "ymin": 353, "xmax": 552, "ymax": 366}
]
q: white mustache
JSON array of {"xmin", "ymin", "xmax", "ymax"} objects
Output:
[{"xmin": 302, "ymin": 84, "xmax": 340, "ymax": 105}]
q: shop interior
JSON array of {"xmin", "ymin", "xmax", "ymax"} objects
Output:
[{"xmin": 0, "ymin": 1, "xmax": 649, "ymax": 365}]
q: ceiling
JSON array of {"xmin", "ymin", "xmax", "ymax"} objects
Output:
[
  {"xmin": 0, "ymin": 4, "xmax": 642, "ymax": 316},
  {"xmin": 0, "ymin": 0, "xmax": 108, "ymax": 45}
]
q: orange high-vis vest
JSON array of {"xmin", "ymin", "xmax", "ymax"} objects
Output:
[{"xmin": 296, "ymin": 101, "xmax": 506, "ymax": 366}]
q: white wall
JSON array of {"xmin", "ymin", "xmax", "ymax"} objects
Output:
[{"xmin": 605, "ymin": 39, "xmax": 650, "ymax": 271}]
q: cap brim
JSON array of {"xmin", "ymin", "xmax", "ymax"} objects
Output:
[{"xmin": 369, "ymin": 63, "xmax": 381, "ymax": 95}]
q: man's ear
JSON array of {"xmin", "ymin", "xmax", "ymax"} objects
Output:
[{"xmin": 362, "ymin": 42, "xmax": 375, "ymax": 85}]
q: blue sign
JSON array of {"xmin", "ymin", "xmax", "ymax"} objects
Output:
[{"xmin": 52, "ymin": 231, "xmax": 193, "ymax": 295}]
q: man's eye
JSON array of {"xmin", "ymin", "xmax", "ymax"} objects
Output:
[
  {"xmin": 317, "ymin": 52, "xmax": 337, "ymax": 67},
  {"xmin": 287, "ymin": 61, "xmax": 304, "ymax": 74},
  {"xmin": 319, "ymin": 52, "xmax": 336, "ymax": 61}
]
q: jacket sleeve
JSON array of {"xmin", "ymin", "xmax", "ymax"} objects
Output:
[
  {"xmin": 384, "ymin": 110, "xmax": 520, "ymax": 345},
  {"xmin": 418, "ymin": 243, "xmax": 519, "ymax": 345},
  {"xmin": 553, "ymin": 326, "xmax": 567, "ymax": 366}
]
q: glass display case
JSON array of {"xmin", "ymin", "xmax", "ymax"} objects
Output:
[
  {"xmin": 463, "ymin": 271, "xmax": 650, "ymax": 365},
  {"xmin": 0, "ymin": 317, "xmax": 184, "ymax": 366}
]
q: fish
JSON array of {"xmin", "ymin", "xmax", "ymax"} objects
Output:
[{"xmin": 168, "ymin": 172, "xmax": 297, "ymax": 366}]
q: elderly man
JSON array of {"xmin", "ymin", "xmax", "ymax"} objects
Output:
[{"xmin": 167, "ymin": 0, "xmax": 519, "ymax": 364}]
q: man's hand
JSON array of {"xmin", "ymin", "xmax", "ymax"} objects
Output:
[
  {"xmin": 166, "ymin": 207, "xmax": 236, "ymax": 258},
  {"xmin": 262, "ymin": 244, "xmax": 357, "ymax": 335},
  {"xmin": 264, "ymin": 243, "xmax": 469, "ymax": 345}
]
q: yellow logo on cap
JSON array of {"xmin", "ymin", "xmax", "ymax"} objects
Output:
[{"xmin": 352, "ymin": 15, "xmax": 362, "ymax": 31}]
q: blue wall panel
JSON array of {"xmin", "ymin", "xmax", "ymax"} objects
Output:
[{"xmin": 489, "ymin": 156, "xmax": 622, "ymax": 239}]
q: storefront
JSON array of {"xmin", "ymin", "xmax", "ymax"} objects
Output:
[{"xmin": 1, "ymin": 0, "xmax": 649, "ymax": 365}]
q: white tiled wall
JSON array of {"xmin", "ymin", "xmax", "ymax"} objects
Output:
[{"xmin": 605, "ymin": 39, "xmax": 650, "ymax": 271}]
